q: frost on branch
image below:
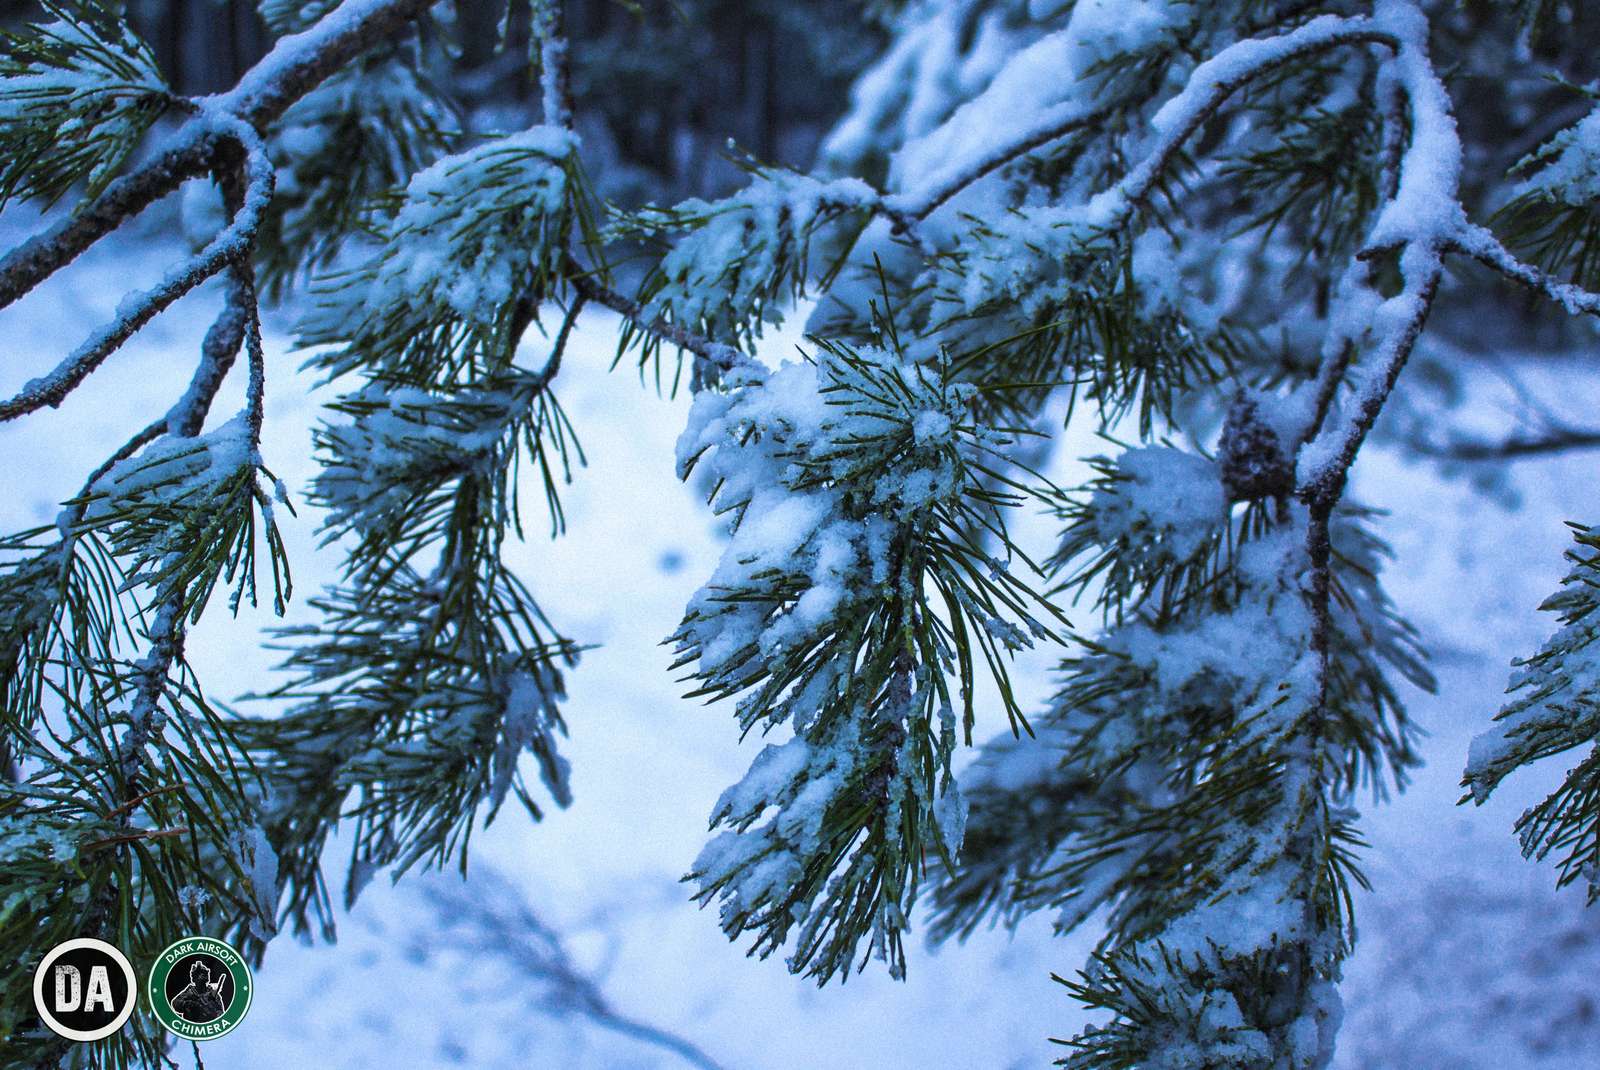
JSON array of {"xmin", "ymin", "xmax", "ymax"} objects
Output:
[
  {"xmin": 0, "ymin": 1, "xmax": 170, "ymax": 207},
  {"xmin": 1465, "ymin": 522, "xmax": 1600, "ymax": 903},
  {"xmin": 675, "ymin": 338, "xmax": 1066, "ymax": 982}
]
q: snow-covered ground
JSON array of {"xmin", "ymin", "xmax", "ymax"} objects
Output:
[{"xmin": 2, "ymin": 207, "xmax": 1596, "ymax": 1068}]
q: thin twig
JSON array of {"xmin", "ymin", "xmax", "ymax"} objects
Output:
[
  {"xmin": 565, "ymin": 257, "xmax": 741, "ymax": 371},
  {"xmin": 1449, "ymin": 223, "xmax": 1600, "ymax": 318},
  {"xmin": 1417, "ymin": 426, "xmax": 1600, "ymax": 461}
]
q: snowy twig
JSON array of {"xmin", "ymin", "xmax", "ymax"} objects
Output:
[
  {"xmin": 533, "ymin": 0, "xmax": 574, "ymax": 131},
  {"xmin": 1448, "ymin": 223, "xmax": 1600, "ymax": 318},
  {"xmin": 1108, "ymin": 16, "xmax": 1398, "ymax": 227},
  {"xmin": 1297, "ymin": 2, "xmax": 1458, "ymax": 503},
  {"xmin": 0, "ymin": 138, "xmax": 212, "ymax": 313},
  {"xmin": 0, "ymin": 119, "xmax": 273, "ymax": 422},
  {"xmin": 170, "ymin": 264, "xmax": 253, "ymax": 437},
  {"xmin": 565, "ymin": 258, "xmax": 744, "ymax": 372}
]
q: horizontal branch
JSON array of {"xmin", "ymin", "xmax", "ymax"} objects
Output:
[{"xmin": 1418, "ymin": 426, "xmax": 1600, "ymax": 461}]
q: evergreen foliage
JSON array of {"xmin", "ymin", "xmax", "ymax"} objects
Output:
[{"xmin": 3, "ymin": 0, "xmax": 1600, "ymax": 1066}]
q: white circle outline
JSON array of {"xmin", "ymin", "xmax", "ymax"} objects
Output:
[
  {"xmin": 147, "ymin": 935, "xmax": 253, "ymax": 1041},
  {"xmin": 31, "ymin": 937, "xmax": 138, "ymax": 1042}
]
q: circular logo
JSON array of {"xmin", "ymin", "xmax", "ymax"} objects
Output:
[
  {"xmin": 33, "ymin": 938, "xmax": 138, "ymax": 1041},
  {"xmin": 147, "ymin": 936, "xmax": 252, "ymax": 1041}
]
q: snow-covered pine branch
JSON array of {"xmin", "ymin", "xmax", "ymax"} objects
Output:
[
  {"xmin": 6, "ymin": 0, "xmax": 1600, "ymax": 1065},
  {"xmin": 1466, "ymin": 521, "xmax": 1600, "ymax": 904},
  {"xmin": 675, "ymin": 335, "xmax": 1065, "ymax": 981}
]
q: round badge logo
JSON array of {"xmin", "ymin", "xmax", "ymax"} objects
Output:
[
  {"xmin": 147, "ymin": 936, "xmax": 252, "ymax": 1041},
  {"xmin": 33, "ymin": 937, "xmax": 138, "ymax": 1041}
]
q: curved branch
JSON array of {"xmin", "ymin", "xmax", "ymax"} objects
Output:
[
  {"xmin": 889, "ymin": 16, "xmax": 1397, "ymax": 234},
  {"xmin": 0, "ymin": 0, "xmax": 430, "ymax": 316}
]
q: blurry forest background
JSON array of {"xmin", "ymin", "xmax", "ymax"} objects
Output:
[{"xmin": 0, "ymin": 0, "xmax": 884, "ymax": 202}]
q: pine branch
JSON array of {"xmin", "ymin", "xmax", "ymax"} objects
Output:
[
  {"xmin": 1450, "ymin": 222, "xmax": 1600, "ymax": 317},
  {"xmin": 0, "ymin": 0, "xmax": 430, "ymax": 314}
]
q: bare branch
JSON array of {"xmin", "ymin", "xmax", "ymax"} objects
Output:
[{"xmin": 1417, "ymin": 426, "xmax": 1600, "ymax": 462}]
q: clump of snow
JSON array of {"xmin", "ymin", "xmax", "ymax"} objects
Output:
[
  {"xmin": 675, "ymin": 341, "xmax": 1030, "ymax": 977},
  {"xmin": 84, "ymin": 416, "xmax": 255, "ymax": 525},
  {"xmin": 1085, "ymin": 446, "xmax": 1228, "ymax": 569},
  {"xmin": 300, "ymin": 126, "xmax": 577, "ymax": 374}
]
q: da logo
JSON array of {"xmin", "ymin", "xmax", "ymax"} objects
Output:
[
  {"xmin": 33, "ymin": 938, "xmax": 138, "ymax": 1041},
  {"xmin": 147, "ymin": 936, "xmax": 252, "ymax": 1041}
]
